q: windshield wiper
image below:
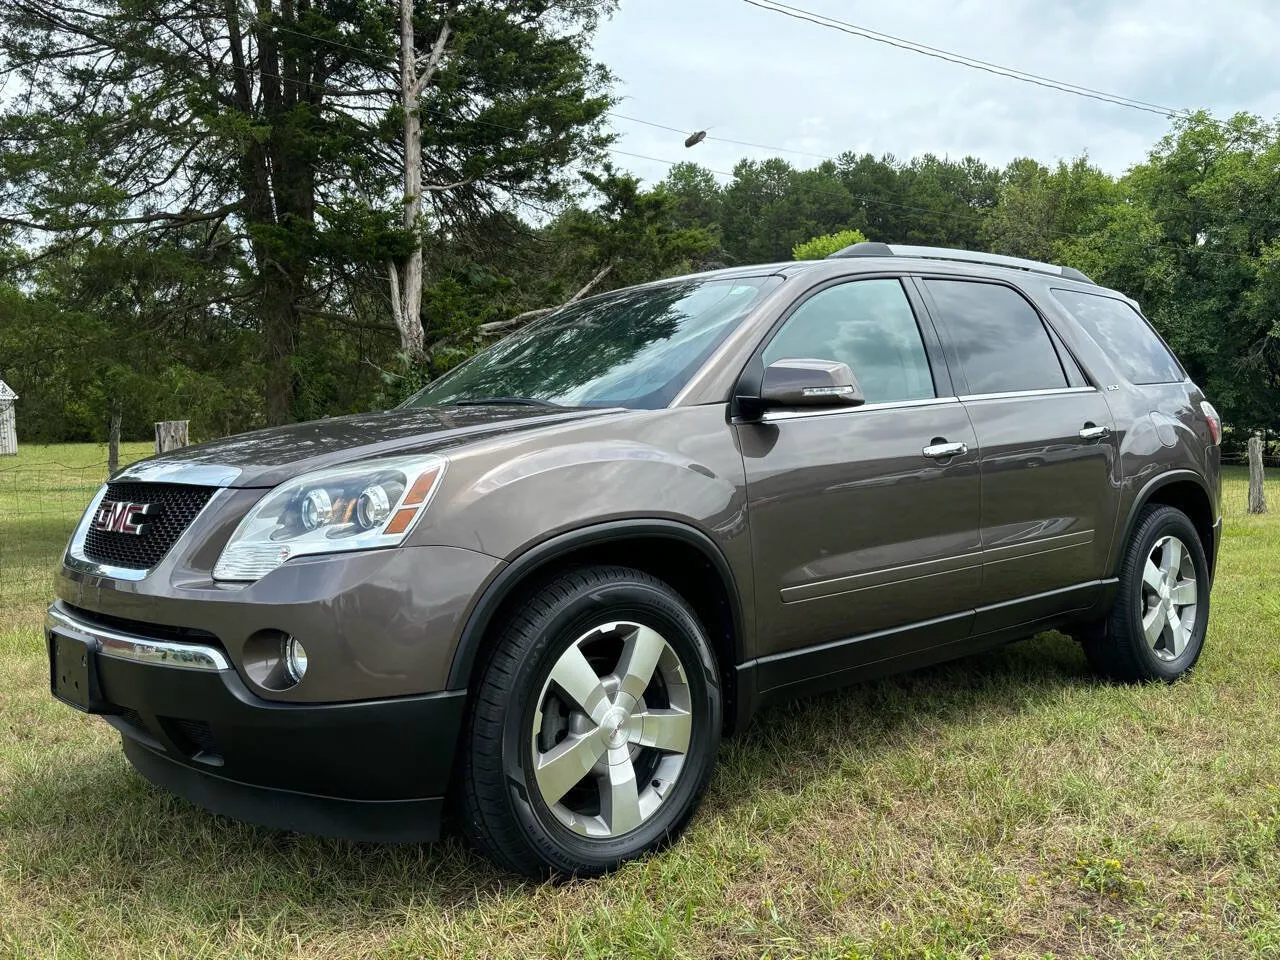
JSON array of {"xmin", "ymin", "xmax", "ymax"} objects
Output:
[{"xmin": 452, "ymin": 396, "xmax": 564, "ymax": 408}]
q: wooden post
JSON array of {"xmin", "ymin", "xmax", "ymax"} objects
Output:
[
  {"xmin": 108, "ymin": 409, "xmax": 121, "ymax": 475},
  {"xmin": 155, "ymin": 420, "xmax": 189, "ymax": 455},
  {"xmin": 1248, "ymin": 435, "xmax": 1268, "ymax": 514}
]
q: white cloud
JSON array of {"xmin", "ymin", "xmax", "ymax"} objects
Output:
[{"xmin": 592, "ymin": 0, "xmax": 1280, "ymax": 185}]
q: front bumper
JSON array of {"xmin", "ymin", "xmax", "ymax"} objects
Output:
[{"xmin": 46, "ymin": 604, "xmax": 466, "ymax": 841}]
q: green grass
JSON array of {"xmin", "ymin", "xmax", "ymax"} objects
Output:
[{"xmin": 2, "ymin": 449, "xmax": 1280, "ymax": 957}]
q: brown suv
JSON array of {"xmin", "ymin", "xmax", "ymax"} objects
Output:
[{"xmin": 47, "ymin": 243, "xmax": 1222, "ymax": 877}]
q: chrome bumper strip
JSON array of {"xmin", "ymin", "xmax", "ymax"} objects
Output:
[{"xmin": 46, "ymin": 608, "xmax": 230, "ymax": 672}]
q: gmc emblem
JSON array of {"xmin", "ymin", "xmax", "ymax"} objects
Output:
[{"xmin": 91, "ymin": 500, "xmax": 160, "ymax": 536}]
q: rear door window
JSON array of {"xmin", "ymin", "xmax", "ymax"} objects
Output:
[
  {"xmin": 1051, "ymin": 289, "xmax": 1184, "ymax": 384},
  {"xmin": 763, "ymin": 278, "xmax": 936, "ymax": 403},
  {"xmin": 922, "ymin": 279, "xmax": 1068, "ymax": 395}
]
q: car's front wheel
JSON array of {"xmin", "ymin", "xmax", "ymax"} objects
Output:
[{"xmin": 458, "ymin": 565, "xmax": 722, "ymax": 877}]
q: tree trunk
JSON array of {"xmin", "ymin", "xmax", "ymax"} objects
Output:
[
  {"xmin": 108, "ymin": 407, "xmax": 121, "ymax": 475},
  {"xmin": 262, "ymin": 270, "xmax": 301, "ymax": 425},
  {"xmin": 1248, "ymin": 434, "xmax": 1268, "ymax": 514},
  {"xmin": 389, "ymin": 11, "xmax": 450, "ymax": 361},
  {"xmin": 155, "ymin": 420, "xmax": 189, "ymax": 454}
]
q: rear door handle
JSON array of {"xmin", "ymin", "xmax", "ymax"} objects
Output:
[
  {"xmin": 1078, "ymin": 424, "xmax": 1110, "ymax": 441},
  {"xmin": 922, "ymin": 441, "xmax": 968, "ymax": 459}
]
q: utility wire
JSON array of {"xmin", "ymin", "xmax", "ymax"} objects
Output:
[
  {"xmin": 180, "ymin": 13, "xmax": 1259, "ymax": 263},
  {"xmin": 740, "ymin": 0, "xmax": 1203, "ymax": 123}
]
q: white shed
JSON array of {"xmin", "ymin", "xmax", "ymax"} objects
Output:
[{"xmin": 0, "ymin": 380, "xmax": 16, "ymax": 456}]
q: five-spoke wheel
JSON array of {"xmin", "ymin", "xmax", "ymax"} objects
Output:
[
  {"xmin": 459, "ymin": 566, "xmax": 721, "ymax": 877},
  {"xmin": 1139, "ymin": 534, "xmax": 1199, "ymax": 661},
  {"xmin": 533, "ymin": 621, "xmax": 693, "ymax": 838},
  {"xmin": 1082, "ymin": 504, "xmax": 1210, "ymax": 682}
]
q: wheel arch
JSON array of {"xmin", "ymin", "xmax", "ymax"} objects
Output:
[
  {"xmin": 446, "ymin": 519, "xmax": 748, "ymax": 731},
  {"xmin": 1114, "ymin": 470, "xmax": 1217, "ymax": 579}
]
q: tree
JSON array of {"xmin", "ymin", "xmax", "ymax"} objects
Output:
[
  {"xmin": 0, "ymin": 0, "xmax": 616, "ymax": 424},
  {"xmin": 1062, "ymin": 113, "xmax": 1280, "ymax": 438},
  {"xmin": 984, "ymin": 156, "xmax": 1119, "ymax": 262},
  {"xmin": 792, "ymin": 228, "xmax": 868, "ymax": 261}
]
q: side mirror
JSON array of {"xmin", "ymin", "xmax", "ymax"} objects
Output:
[{"xmin": 759, "ymin": 358, "xmax": 865, "ymax": 409}]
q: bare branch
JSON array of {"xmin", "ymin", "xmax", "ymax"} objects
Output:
[{"xmin": 410, "ymin": 21, "xmax": 450, "ymax": 98}]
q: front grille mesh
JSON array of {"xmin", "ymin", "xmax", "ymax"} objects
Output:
[{"xmin": 82, "ymin": 482, "xmax": 215, "ymax": 570}]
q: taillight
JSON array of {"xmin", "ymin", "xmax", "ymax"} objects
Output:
[{"xmin": 1200, "ymin": 401, "xmax": 1221, "ymax": 446}]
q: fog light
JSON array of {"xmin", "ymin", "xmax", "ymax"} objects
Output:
[{"xmin": 284, "ymin": 636, "xmax": 308, "ymax": 683}]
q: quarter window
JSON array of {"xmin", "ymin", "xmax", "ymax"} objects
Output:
[
  {"xmin": 762, "ymin": 279, "xmax": 935, "ymax": 403},
  {"xmin": 1051, "ymin": 289, "xmax": 1184, "ymax": 384},
  {"xmin": 924, "ymin": 280, "xmax": 1068, "ymax": 395}
]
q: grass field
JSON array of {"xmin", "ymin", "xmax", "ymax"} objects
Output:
[{"xmin": 2, "ymin": 445, "xmax": 1280, "ymax": 958}]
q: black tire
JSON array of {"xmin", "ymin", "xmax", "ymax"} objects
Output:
[
  {"xmin": 457, "ymin": 565, "xmax": 722, "ymax": 878},
  {"xmin": 1082, "ymin": 504, "xmax": 1210, "ymax": 683}
]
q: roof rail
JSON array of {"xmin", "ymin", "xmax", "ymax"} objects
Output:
[{"xmin": 826, "ymin": 242, "xmax": 1094, "ymax": 284}]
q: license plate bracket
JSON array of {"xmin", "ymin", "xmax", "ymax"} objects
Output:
[{"xmin": 49, "ymin": 632, "xmax": 108, "ymax": 713}]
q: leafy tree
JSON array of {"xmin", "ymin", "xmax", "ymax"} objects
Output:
[
  {"xmin": 985, "ymin": 156, "xmax": 1119, "ymax": 262},
  {"xmin": 792, "ymin": 228, "xmax": 868, "ymax": 261},
  {"xmin": 0, "ymin": 0, "xmax": 616, "ymax": 424}
]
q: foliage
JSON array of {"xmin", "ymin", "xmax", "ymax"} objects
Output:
[
  {"xmin": 792, "ymin": 228, "xmax": 869, "ymax": 261},
  {"xmin": 0, "ymin": 0, "xmax": 617, "ymax": 425},
  {"xmin": 3, "ymin": 26, "xmax": 1279, "ymax": 448}
]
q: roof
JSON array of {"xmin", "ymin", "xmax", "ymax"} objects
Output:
[{"xmin": 0, "ymin": 380, "xmax": 15, "ymax": 402}]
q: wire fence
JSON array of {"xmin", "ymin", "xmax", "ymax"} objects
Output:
[{"xmin": 0, "ymin": 447, "xmax": 1277, "ymax": 611}]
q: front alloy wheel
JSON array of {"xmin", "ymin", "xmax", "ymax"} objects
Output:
[
  {"xmin": 459, "ymin": 566, "xmax": 721, "ymax": 877},
  {"xmin": 532, "ymin": 621, "xmax": 693, "ymax": 839}
]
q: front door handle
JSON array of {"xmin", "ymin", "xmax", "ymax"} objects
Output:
[
  {"xmin": 1079, "ymin": 424, "xmax": 1110, "ymax": 441},
  {"xmin": 922, "ymin": 440, "xmax": 968, "ymax": 459}
]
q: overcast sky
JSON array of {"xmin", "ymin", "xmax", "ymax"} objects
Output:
[{"xmin": 592, "ymin": 0, "xmax": 1280, "ymax": 186}]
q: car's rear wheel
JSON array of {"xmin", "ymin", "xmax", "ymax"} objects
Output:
[
  {"xmin": 1082, "ymin": 504, "xmax": 1209, "ymax": 682},
  {"xmin": 457, "ymin": 565, "xmax": 721, "ymax": 877}
]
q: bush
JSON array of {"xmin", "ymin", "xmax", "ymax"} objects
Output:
[{"xmin": 792, "ymin": 228, "xmax": 869, "ymax": 261}]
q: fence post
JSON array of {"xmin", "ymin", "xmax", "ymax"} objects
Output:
[
  {"xmin": 155, "ymin": 420, "xmax": 189, "ymax": 455},
  {"xmin": 1248, "ymin": 435, "xmax": 1268, "ymax": 514},
  {"xmin": 108, "ymin": 409, "xmax": 121, "ymax": 475}
]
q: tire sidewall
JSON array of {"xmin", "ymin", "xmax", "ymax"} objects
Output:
[
  {"xmin": 498, "ymin": 575, "xmax": 721, "ymax": 873},
  {"xmin": 1117, "ymin": 507, "xmax": 1210, "ymax": 680}
]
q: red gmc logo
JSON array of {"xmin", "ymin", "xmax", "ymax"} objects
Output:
[{"xmin": 91, "ymin": 500, "xmax": 159, "ymax": 536}]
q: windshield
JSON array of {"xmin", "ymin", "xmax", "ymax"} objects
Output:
[{"xmin": 402, "ymin": 275, "xmax": 781, "ymax": 410}]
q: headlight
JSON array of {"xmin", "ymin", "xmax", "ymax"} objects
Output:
[{"xmin": 212, "ymin": 455, "xmax": 446, "ymax": 582}]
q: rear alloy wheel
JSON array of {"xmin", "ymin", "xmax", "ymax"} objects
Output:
[
  {"xmin": 458, "ymin": 566, "xmax": 721, "ymax": 877},
  {"xmin": 1083, "ymin": 504, "xmax": 1210, "ymax": 682},
  {"xmin": 1137, "ymin": 534, "xmax": 1200, "ymax": 662}
]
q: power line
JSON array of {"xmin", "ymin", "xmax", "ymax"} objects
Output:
[
  {"xmin": 606, "ymin": 112, "xmax": 837, "ymax": 162},
  {"xmin": 739, "ymin": 0, "xmax": 1202, "ymax": 123},
  {"xmin": 156, "ymin": 12, "xmax": 1260, "ymax": 263}
]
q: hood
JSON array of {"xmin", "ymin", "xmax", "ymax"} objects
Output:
[{"xmin": 114, "ymin": 406, "xmax": 620, "ymax": 488}]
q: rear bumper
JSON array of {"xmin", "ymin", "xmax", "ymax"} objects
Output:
[{"xmin": 47, "ymin": 604, "xmax": 466, "ymax": 842}]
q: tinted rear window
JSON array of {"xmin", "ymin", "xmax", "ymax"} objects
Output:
[
  {"xmin": 923, "ymin": 279, "xmax": 1067, "ymax": 395},
  {"xmin": 1051, "ymin": 289, "xmax": 1184, "ymax": 385}
]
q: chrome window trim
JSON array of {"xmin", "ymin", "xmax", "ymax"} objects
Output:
[
  {"xmin": 46, "ymin": 608, "xmax": 230, "ymax": 672},
  {"xmin": 958, "ymin": 386, "xmax": 1097, "ymax": 402},
  {"xmin": 65, "ymin": 485, "xmax": 228, "ymax": 582},
  {"xmin": 758, "ymin": 396, "xmax": 959, "ymax": 423}
]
